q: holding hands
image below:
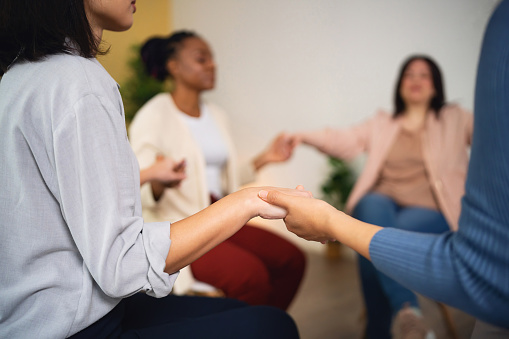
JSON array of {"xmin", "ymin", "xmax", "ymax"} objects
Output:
[
  {"xmin": 258, "ymin": 186, "xmax": 337, "ymax": 243},
  {"xmin": 258, "ymin": 186, "xmax": 382, "ymax": 260}
]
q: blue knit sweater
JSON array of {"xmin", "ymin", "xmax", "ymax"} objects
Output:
[{"xmin": 370, "ymin": 0, "xmax": 509, "ymax": 329}]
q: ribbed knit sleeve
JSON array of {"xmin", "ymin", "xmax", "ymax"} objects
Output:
[
  {"xmin": 370, "ymin": 223, "xmax": 508, "ymax": 328},
  {"xmin": 370, "ymin": 1, "xmax": 509, "ymax": 329}
]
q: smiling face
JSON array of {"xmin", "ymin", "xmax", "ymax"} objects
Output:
[
  {"xmin": 167, "ymin": 37, "xmax": 216, "ymax": 92},
  {"xmin": 399, "ymin": 59, "xmax": 436, "ymax": 107},
  {"xmin": 85, "ymin": 0, "xmax": 136, "ymax": 37}
]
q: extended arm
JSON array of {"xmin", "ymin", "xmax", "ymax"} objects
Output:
[
  {"xmin": 252, "ymin": 132, "xmax": 293, "ymax": 171},
  {"xmin": 165, "ymin": 186, "xmax": 311, "ymax": 274},
  {"xmin": 258, "ymin": 190, "xmax": 382, "ymax": 259},
  {"xmin": 289, "ymin": 117, "xmax": 374, "ymax": 160}
]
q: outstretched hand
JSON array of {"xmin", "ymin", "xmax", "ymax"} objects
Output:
[
  {"xmin": 253, "ymin": 132, "xmax": 295, "ymax": 170},
  {"xmin": 258, "ymin": 186, "xmax": 338, "ymax": 243}
]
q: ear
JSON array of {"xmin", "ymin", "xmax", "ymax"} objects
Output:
[{"xmin": 166, "ymin": 59, "xmax": 179, "ymax": 78}]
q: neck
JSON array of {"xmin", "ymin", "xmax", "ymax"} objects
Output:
[
  {"xmin": 404, "ymin": 102, "xmax": 429, "ymax": 118},
  {"xmin": 401, "ymin": 103, "xmax": 429, "ymax": 131},
  {"xmin": 171, "ymin": 86, "xmax": 202, "ymax": 117}
]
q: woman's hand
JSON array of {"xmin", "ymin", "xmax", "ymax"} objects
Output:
[
  {"xmin": 258, "ymin": 188, "xmax": 383, "ymax": 259},
  {"xmin": 253, "ymin": 133, "xmax": 294, "ymax": 170},
  {"xmin": 258, "ymin": 188, "xmax": 338, "ymax": 243},
  {"xmin": 165, "ymin": 185, "xmax": 312, "ymax": 273},
  {"xmin": 140, "ymin": 155, "xmax": 187, "ymax": 201},
  {"xmin": 228, "ymin": 186, "xmax": 314, "ymax": 221},
  {"xmin": 150, "ymin": 154, "xmax": 187, "ymax": 187},
  {"xmin": 287, "ymin": 133, "xmax": 303, "ymax": 149}
]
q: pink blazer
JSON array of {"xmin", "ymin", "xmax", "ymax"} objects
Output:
[{"xmin": 306, "ymin": 105, "xmax": 473, "ymax": 231}]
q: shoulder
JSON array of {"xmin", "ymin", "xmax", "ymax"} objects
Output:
[
  {"xmin": 4, "ymin": 54, "xmax": 122, "ymax": 127},
  {"xmin": 373, "ymin": 110, "xmax": 393, "ymax": 121},
  {"xmin": 134, "ymin": 93, "xmax": 175, "ymax": 121},
  {"xmin": 368, "ymin": 110, "xmax": 396, "ymax": 128},
  {"xmin": 129, "ymin": 93, "xmax": 179, "ymax": 136},
  {"xmin": 438, "ymin": 104, "xmax": 473, "ymax": 123},
  {"xmin": 42, "ymin": 54, "xmax": 117, "ymax": 97}
]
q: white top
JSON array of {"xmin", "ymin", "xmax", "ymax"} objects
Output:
[
  {"xmin": 180, "ymin": 105, "xmax": 229, "ymax": 198},
  {"xmin": 0, "ymin": 54, "xmax": 178, "ymax": 338}
]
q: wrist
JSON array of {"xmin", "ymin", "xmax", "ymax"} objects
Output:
[
  {"xmin": 253, "ymin": 153, "xmax": 269, "ymax": 171},
  {"xmin": 235, "ymin": 188, "xmax": 263, "ymax": 220}
]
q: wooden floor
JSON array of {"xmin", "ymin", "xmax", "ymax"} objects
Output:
[{"xmin": 286, "ymin": 248, "xmax": 476, "ymax": 339}]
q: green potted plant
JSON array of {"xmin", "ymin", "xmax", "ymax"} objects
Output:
[{"xmin": 120, "ymin": 44, "xmax": 170, "ymax": 126}]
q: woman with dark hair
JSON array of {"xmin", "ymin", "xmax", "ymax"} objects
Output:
[
  {"xmin": 129, "ymin": 31, "xmax": 306, "ymax": 310},
  {"xmin": 0, "ymin": 1, "xmax": 302, "ymax": 338},
  {"xmin": 287, "ymin": 55, "xmax": 473, "ymax": 338},
  {"xmin": 261, "ymin": 1, "xmax": 509, "ymax": 337}
]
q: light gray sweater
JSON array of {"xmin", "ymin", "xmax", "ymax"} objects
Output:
[{"xmin": 0, "ymin": 54, "xmax": 178, "ymax": 338}]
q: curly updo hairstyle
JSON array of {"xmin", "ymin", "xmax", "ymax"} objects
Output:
[{"xmin": 140, "ymin": 30, "xmax": 198, "ymax": 81}]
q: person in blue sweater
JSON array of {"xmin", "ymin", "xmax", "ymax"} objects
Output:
[{"xmin": 259, "ymin": 0, "xmax": 509, "ymax": 337}]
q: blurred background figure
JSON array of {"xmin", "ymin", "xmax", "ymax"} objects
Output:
[
  {"xmin": 288, "ymin": 55, "xmax": 473, "ymax": 338},
  {"xmin": 260, "ymin": 1, "xmax": 509, "ymax": 337},
  {"xmin": 129, "ymin": 31, "xmax": 305, "ymax": 310}
]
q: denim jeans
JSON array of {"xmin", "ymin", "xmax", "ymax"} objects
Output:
[{"xmin": 353, "ymin": 193, "xmax": 449, "ymax": 339}]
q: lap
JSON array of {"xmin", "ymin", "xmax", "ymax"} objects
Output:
[
  {"xmin": 191, "ymin": 239, "xmax": 270, "ymax": 283},
  {"xmin": 120, "ymin": 294, "xmax": 298, "ymax": 339},
  {"xmin": 228, "ymin": 225, "xmax": 304, "ymax": 268},
  {"xmin": 354, "ymin": 193, "xmax": 450, "ymax": 233}
]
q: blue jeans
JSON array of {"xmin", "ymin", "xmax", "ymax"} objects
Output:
[{"xmin": 353, "ymin": 193, "xmax": 449, "ymax": 339}]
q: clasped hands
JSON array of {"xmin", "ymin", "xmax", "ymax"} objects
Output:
[{"xmin": 257, "ymin": 185, "xmax": 338, "ymax": 244}]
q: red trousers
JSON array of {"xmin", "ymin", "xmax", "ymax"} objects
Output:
[{"xmin": 190, "ymin": 225, "xmax": 306, "ymax": 310}]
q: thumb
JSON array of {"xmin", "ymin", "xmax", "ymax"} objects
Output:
[{"xmin": 258, "ymin": 190, "xmax": 289, "ymax": 209}]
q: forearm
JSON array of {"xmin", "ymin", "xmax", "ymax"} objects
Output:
[
  {"xmin": 164, "ymin": 189, "xmax": 255, "ymax": 274},
  {"xmin": 252, "ymin": 152, "xmax": 268, "ymax": 171},
  {"xmin": 139, "ymin": 166, "xmax": 156, "ymax": 186},
  {"xmin": 327, "ymin": 209, "xmax": 383, "ymax": 259}
]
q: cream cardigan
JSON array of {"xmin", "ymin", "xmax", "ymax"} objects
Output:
[
  {"xmin": 303, "ymin": 105, "xmax": 473, "ymax": 231},
  {"xmin": 129, "ymin": 93, "xmax": 256, "ymax": 223}
]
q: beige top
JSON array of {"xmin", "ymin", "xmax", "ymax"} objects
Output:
[{"xmin": 373, "ymin": 128, "xmax": 439, "ymax": 210}]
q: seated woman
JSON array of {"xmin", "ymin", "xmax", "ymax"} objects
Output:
[
  {"xmin": 261, "ymin": 2, "xmax": 509, "ymax": 337},
  {"xmin": 129, "ymin": 30, "xmax": 306, "ymax": 310},
  {"xmin": 0, "ymin": 1, "xmax": 303, "ymax": 338},
  {"xmin": 288, "ymin": 55, "xmax": 472, "ymax": 338}
]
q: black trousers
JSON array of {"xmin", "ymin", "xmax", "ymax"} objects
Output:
[{"xmin": 69, "ymin": 293, "xmax": 299, "ymax": 338}]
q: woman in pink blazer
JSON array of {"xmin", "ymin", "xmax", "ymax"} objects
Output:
[{"xmin": 290, "ymin": 55, "xmax": 473, "ymax": 339}]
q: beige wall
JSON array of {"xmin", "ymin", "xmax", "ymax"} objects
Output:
[{"xmin": 98, "ymin": 0, "xmax": 173, "ymax": 84}]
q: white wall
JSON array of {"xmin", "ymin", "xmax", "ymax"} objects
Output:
[{"xmin": 173, "ymin": 0, "xmax": 499, "ymax": 251}]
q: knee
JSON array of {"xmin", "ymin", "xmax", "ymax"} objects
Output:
[
  {"xmin": 227, "ymin": 264, "xmax": 272, "ymax": 305},
  {"xmin": 353, "ymin": 193, "xmax": 394, "ymax": 225},
  {"xmin": 282, "ymin": 246, "xmax": 307, "ymax": 277}
]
